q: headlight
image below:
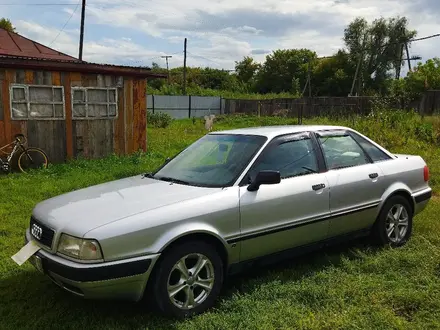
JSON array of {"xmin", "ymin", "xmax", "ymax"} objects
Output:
[{"xmin": 57, "ymin": 234, "xmax": 103, "ymax": 261}]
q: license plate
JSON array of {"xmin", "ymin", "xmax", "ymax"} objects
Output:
[{"xmin": 29, "ymin": 255, "xmax": 44, "ymax": 274}]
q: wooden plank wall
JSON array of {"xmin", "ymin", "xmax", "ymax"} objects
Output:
[
  {"xmin": 133, "ymin": 78, "xmax": 147, "ymax": 152},
  {"xmin": 0, "ymin": 68, "xmax": 147, "ymax": 163},
  {"xmin": 0, "ymin": 70, "xmax": 5, "ymax": 148},
  {"xmin": 72, "ymin": 73, "xmax": 119, "ymax": 159},
  {"xmin": 22, "ymin": 69, "xmax": 67, "ymax": 163}
]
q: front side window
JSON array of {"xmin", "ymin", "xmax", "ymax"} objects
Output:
[
  {"xmin": 10, "ymin": 85, "xmax": 65, "ymax": 119},
  {"xmin": 250, "ymin": 136, "xmax": 319, "ymax": 180},
  {"xmin": 152, "ymin": 134, "xmax": 267, "ymax": 187},
  {"xmin": 72, "ymin": 87, "xmax": 117, "ymax": 119},
  {"xmin": 318, "ymin": 133, "xmax": 370, "ymax": 169}
]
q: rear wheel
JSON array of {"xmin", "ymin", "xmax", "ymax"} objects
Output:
[
  {"xmin": 150, "ymin": 241, "xmax": 224, "ymax": 318},
  {"xmin": 17, "ymin": 148, "xmax": 49, "ymax": 173},
  {"xmin": 372, "ymin": 195, "xmax": 413, "ymax": 247}
]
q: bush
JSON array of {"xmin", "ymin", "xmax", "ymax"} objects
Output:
[{"xmin": 147, "ymin": 111, "xmax": 172, "ymax": 128}]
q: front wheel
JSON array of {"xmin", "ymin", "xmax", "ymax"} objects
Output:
[
  {"xmin": 150, "ymin": 241, "xmax": 224, "ymax": 318},
  {"xmin": 17, "ymin": 147, "xmax": 49, "ymax": 173}
]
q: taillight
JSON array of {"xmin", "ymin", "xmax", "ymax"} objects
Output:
[{"xmin": 424, "ymin": 165, "xmax": 429, "ymax": 182}]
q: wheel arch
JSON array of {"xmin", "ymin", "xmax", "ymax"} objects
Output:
[
  {"xmin": 378, "ymin": 183, "xmax": 415, "ymax": 219},
  {"xmin": 142, "ymin": 228, "xmax": 230, "ymax": 302},
  {"xmin": 158, "ymin": 231, "xmax": 229, "ymax": 269},
  {"xmin": 150, "ymin": 224, "xmax": 231, "ymax": 277}
]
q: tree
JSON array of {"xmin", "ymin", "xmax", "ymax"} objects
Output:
[
  {"xmin": 234, "ymin": 56, "xmax": 261, "ymax": 84},
  {"xmin": 343, "ymin": 16, "xmax": 416, "ymax": 95},
  {"xmin": 312, "ymin": 50, "xmax": 356, "ymax": 96},
  {"xmin": 255, "ymin": 48, "xmax": 316, "ymax": 94},
  {"xmin": 404, "ymin": 58, "xmax": 440, "ymax": 96},
  {"xmin": 0, "ymin": 18, "xmax": 15, "ymax": 32}
]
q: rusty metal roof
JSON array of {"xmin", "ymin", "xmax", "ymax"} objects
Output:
[
  {"xmin": 0, "ymin": 28, "xmax": 78, "ymax": 61},
  {"xmin": 0, "ymin": 28, "xmax": 166, "ymax": 78}
]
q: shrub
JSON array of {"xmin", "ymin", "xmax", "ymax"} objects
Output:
[{"xmin": 147, "ymin": 111, "xmax": 172, "ymax": 128}]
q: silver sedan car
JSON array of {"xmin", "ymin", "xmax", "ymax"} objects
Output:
[{"xmin": 18, "ymin": 125, "xmax": 432, "ymax": 318}]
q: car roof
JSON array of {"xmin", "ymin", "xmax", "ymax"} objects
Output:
[{"xmin": 211, "ymin": 125, "xmax": 351, "ymax": 140}]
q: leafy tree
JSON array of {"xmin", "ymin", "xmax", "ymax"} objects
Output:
[
  {"xmin": 311, "ymin": 50, "xmax": 356, "ymax": 96},
  {"xmin": 235, "ymin": 56, "xmax": 261, "ymax": 84},
  {"xmin": 255, "ymin": 49, "xmax": 316, "ymax": 94},
  {"xmin": 0, "ymin": 18, "xmax": 15, "ymax": 32},
  {"xmin": 343, "ymin": 16, "xmax": 416, "ymax": 95}
]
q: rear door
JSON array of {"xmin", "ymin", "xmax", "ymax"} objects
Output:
[
  {"xmin": 237, "ymin": 132, "xmax": 331, "ymax": 261},
  {"xmin": 315, "ymin": 130, "xmax": 387, "ymax": 237}
]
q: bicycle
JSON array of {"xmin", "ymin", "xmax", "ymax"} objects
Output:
[{"xmin": 0, "ymin": 134, "xmax": 49, "ymax": 173}]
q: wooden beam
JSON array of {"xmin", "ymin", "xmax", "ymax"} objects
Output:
[
  {"xmin": 64, "ymin": 73, "xmax": 74, "ymax": 159},
  {"xmin": 2, "ymin": 70, "xmax": 13, "ymax": 141}
]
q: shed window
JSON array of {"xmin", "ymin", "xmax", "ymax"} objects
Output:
[
  {"xmin": 10, "ymin": 85, "xmax": 65, "ymax": 119},
  {"xmin": 72, "ymin": 87, "xmax": 117, "ymax": 119}
]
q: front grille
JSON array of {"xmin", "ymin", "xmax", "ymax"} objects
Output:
[{"xmin": 30, "ymin": 216, "xmax": 55, "ymax": 249}]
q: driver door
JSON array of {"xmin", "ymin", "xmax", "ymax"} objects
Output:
[{"xmin": 237, "ymin": 132, "xmax": 331, "ymax": 261}]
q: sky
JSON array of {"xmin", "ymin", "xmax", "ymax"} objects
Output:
[{"xmin": 2, "ymin": 0, "xmax": 439, "ymax": 73}]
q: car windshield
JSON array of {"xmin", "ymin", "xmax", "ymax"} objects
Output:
[{"xmin": 152, "ymin": 134, "xmax": 267, "ymax": 187}]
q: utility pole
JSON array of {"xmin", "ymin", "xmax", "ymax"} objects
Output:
[
  {"xmin": 78, "ymin": 0, "xmax": 86, "ymax": 61},
  {"xmin": 396, "ymin": 41, "xmax": 405, "ymax": 79},
  {"xmin": 183, "ymin": 38, "xmax": 187, "ymax": 95},
  {"xmin": 405, "ymin": 42, "xmax": 412, "ymax": 72},
  {"xmin": 161, "ymin": 55, "xmax": 172, "ymax": 84},
  {"xmin": 349, "ymin": 34, "xmax": 368, "ymax": 96},
  {"xmin": 307, "ymin": 61, "xmax": 312, "ymax": 97}
]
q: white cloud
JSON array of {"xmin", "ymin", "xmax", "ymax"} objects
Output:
[{"xmin": 8, "ymin": 0, "xmax": 440, "ymax": 71}]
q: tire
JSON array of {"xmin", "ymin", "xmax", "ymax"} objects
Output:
[
  {"xmin": 372, "ymin": 195, "xmax": 413, "ymax": 247},
  {"xmin": 150, "ymin": 241, "xmax": 224, "ymax": 318},
  {"xmin": 17, "ymin": 148, "xmax": 49, "ymax": 173}
]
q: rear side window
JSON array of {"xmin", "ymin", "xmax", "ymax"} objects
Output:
[
  {"xmin": 318, "ymin": 134, "xmax": 369, "ymax": 169},
  {"xmin": 350, "ymin": 132, "xmax": 392, "ymax": 162}
]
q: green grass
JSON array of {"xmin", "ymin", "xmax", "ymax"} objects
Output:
[{"xmin": 2, "ymin": 112, "xmax": 440, "ymax": 329}]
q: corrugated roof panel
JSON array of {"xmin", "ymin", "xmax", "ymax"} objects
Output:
[{"xmin": 0, "ymin": 28, "xmax": 77, "ymax": 61}]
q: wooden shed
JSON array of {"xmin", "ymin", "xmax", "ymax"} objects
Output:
[{"xmin": 0, "ymin": 28, "xmax": 165, "ymax": 163}]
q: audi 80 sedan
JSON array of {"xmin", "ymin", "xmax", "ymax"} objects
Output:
[{"xmin": 18, "ymin": 125, "xmax": 432, "ymax": 318}]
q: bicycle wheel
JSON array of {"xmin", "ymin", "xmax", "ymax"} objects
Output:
[{"xmin": 17, "ymin": 148, "xmax": 49, "ymax": 173}]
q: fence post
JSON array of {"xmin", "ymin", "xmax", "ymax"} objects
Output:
[
  {"xmin": 152, "ymin": 95, "xmax": 155, "ymax": 114},
  {"xmin": 188, "ymin": 95, "xmax": 192, "ymax": 118}
]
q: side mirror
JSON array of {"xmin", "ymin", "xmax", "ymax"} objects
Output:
[{"xmin": 247, "ymin": 170, "xmax": 281, "ymax": 191}]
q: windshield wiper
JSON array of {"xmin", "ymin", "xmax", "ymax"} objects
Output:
[
  {"xmin": 142, "ymin": 172, "xmax": 155, "ymax": 179},
  {"xmin": 155, "ymin": 176, "xmax": 192, "ymax": 185}
]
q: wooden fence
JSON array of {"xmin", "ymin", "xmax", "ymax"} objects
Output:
[
  {"xmin": 420, "ymin": 90, "xmax": 440, "ymax": 116},
  {"xmin": 224, "ymin": 91, "xmax": 440, "ymax": 120}
]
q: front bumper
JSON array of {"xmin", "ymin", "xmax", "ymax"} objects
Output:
[{"xmin": 25, "ymin": 230, "xmax": 160, "ymax": 301}]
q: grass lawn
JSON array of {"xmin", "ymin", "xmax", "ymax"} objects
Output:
[{"xmin": 2, "ymin": 113, "xmax": 440, "ymax": 329}]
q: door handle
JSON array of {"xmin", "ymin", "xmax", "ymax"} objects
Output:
[
  {"xmin": 369, "ymin": 173, "xmax": 378, "ymax": 179},
  {"xmin": 312, "ymin": 183, "xmax": 326, "ymax": 191}
]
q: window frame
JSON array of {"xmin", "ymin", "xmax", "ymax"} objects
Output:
[
  {"xmin": 71, "ymin": 87, "xmax": 118, "ymax": 120},
  {"xmin": 9, "ymin": 84, "xmax": 66, "ymax": 120},
  {"xmin": 314, "ymin": 130, "xmax": 374, "ymax": 171},
  {"xmin": 239, "ymin": 131, "xmax": 325, "ymax": 186}
]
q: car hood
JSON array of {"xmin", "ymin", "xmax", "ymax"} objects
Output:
[{"xmin": 32, "ymin": 175, "xmax": 221, "ymax": 237}]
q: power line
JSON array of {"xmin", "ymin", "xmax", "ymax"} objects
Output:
[
  {"xmin": 316, "ymin": 32, "xmax": 440, "ymax": 60},
  {"xmin": 186, "ymin": 52, "xmax": 226, "ymax": 68},
  {"xmin": 0, "ymin": 3, "xmax": 77, "ymax": 5},
  {"xmin": 49, "ymin": 0, "xmax": 80, "ymax": 47},
  {"xmin": 126, "ymin": 51, "xmax": 182, "ymax": 67}
]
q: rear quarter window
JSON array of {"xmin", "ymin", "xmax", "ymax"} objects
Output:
[{"xmin": 350, "ymin": 132, "xmax": 392, "ymax": 162}]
